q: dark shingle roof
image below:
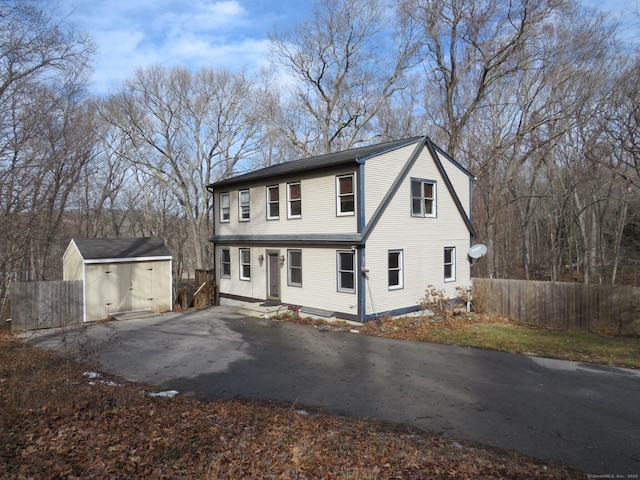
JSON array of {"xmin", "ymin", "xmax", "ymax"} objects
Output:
[
  {"xmin": 72, "ymin": 237, "xmax": 172, "ymax": 260},
  {"xmin": 208, "ymin": 136, "xmax": 423, "ymax": 189}
]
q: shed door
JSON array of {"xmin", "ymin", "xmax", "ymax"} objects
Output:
[
  {"xmin": 130, "ymin": 262, "xmax": 153, "ymax": 311},
  {"xmin": 106, "ymin": 263, "xmax": 132, "ymax": 314}
]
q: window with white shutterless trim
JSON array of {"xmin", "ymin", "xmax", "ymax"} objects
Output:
[
  {"xmin": 337, "ymin": 250, "xmax": 356, "ymax": 293},
  {"xmin": 411, "ymin": 178, "xmax": 436, "ymax": 217},
  {"xmin": 287, "ymin": 249, "xmax": 302, "ymax": 287},
  {"xmin": 239, "ymin": 248, "xmax": 251, "ymax": 280},
  {"xmin": 444, "ymin": 247, "xmax": 456, "ymax": 282},
  {"xmin": 287, "ymin": 181, "xmax": 301, "ymax": 218},
  {"xmin": 336, "ymin": 174, "xmax": 355, "ymax": 216},
  {"xmin": 219, "ymin": 192, "xmax": 230, "ymax": 222},
  {"xmin": 239, "ymin": 189, "xmax": 250, "ymax": 221},
  {"xmin": 220, "ymin": 248, "xmax": 231, "ymax": 278},
  {"xmin": 266, "ymin": 185, "xmax": 279, "ymax": 220},
  {"xmin": 388, "ymin": 249, "xmax": 403, "ymax": 290}
]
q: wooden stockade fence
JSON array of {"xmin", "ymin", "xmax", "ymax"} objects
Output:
[
  {"xmin": 472, "ymin": 278, "xmax": 640, "ymax": 336},
  {"xmin": 10, "ymin": 280, "xmax": 83, "ymax": 331}
]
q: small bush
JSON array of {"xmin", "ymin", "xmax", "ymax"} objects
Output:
[{"xmin": 419, "ymin": 285, "xmax": 470, "ymax": 320}]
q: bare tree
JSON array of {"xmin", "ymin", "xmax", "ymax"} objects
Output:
[
  {"xmin": 101, "ymin": 65, "xmax": 263, "ymax": 269},
  {"xmin": 269, "ymin": 0, "xmax": 419, "ymax": 156},
  {"xmin": 0, "ymin": 0, "xmax": 94, "ymax": 317},
  {"xmin": 400, "ymin": 0, "xmax": 564, "ymax": 158}
]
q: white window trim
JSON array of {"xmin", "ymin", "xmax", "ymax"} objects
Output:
[
  {"xmin": 287, "ymin": 249, "xmax": 302, "ymax": 287},
  {"xmin": 336, "ymin": 173, "xmax": 355, "ymax": 216},
  {"xmin": 220, "ymin": 248, "xmax": 231, "ymax": 278},
  {"xmin": 266, "ymin": 185, "xmax": 279, "ymax": 220},
  {"xmin": 239, "ymin": 248, "xmax": 251, "ymax": 281},
  {"xmin": 219, "ymin": 192, "xmax": 230, "ymax": 223},
  {"xmin": 388, "ymin": 249, "xmax": 404, "ymax": 290},
  {"xmin": 239, "ymin": 189, "xmax": 250, "ymax": 222},
  {"xmin": 337, "ymin": 250, "xmax": 356, "ymax": 294},
  {"xmin": 287, "ymin": 181, "xmax": 301, "ymax": 219},
  {"xmin": 411, "ymin": 178, "xmax": 437, "ymax": 218},
  {"xmin": 444, "ymin": 246, "xmax": 456, "ymax": 282}
]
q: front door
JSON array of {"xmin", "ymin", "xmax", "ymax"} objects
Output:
[{"xmin": 267, "ymin": 252, "xmax": 280, "ymax": 300}]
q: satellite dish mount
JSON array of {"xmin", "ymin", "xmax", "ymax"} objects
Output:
[{"xmin": 467, "ymin": 244, "xmax": 487, "ymax": 263}]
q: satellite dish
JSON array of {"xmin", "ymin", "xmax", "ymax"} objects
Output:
[{"xmin": 468, "ymin": 244, "xmax": 487, "ymax": 259}]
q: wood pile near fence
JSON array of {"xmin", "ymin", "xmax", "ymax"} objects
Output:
[
  {"xmin": 10, "ymin": 280, "xmax": 83, "ymax": 331},
  {"xmin": 472, "ymin": 278, "xmax": 640, "ymax": 336}
]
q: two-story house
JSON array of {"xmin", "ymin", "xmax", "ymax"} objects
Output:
[{"xmin": 206, "ymin": 136, "xmax": 475, "ymax": 322}]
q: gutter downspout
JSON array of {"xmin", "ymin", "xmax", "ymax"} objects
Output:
[
  {"xmin": 356, "ymin": 161, "xmax": 366, "ymax": 323},
  {"xmin": 206, "ymin": 184, "xmax": 218, "ymax": 305}
]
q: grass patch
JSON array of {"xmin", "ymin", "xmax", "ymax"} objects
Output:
[
  {"xmin": 430, "ymin": 323, "xmax": 640, "ymax": 368},
  {"xmin": 361, "ymin": 315, "xmax": 640, "ymax": 369}
]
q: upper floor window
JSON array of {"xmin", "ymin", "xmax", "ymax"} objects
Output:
[
  {"xmin": 220, "ymin": 248, "xmax": 231, "ymax": 278},
  {"xmin": 287, "ymin": 182, "xmax": 301, "ymax": 219},
  {"xmin": 336, "ymin": 174, "xmax": 355, "ymax": 216},
  {"xmin": 287, "ymin": 249, "xmax": 302, "ymax": 287},
  {"xmin": 444, "ymin": 247, "xmax": 456, "ymax": 282},
  {"xmin": 411, "ymin": 179, "xmax": 436, "ymax": 217},
  {"xmin": 239, "ymin": 248, "xmax": 251, "ymax": 280},
  {"xmin": 239, "ymin": 189, "xmax": 250, "ymax": 221},
  {"xmin": 337, "ymin": 250, "xmax": 355, "ymax": 293},
  {"xmin": 266, "ymin": 185, "xmax": 279, "ymax": 220},
  {"xmin": 219, "ymin": 192, "xmax": 230, "ymax": 223},
  {"xmin": 388, "ymin": 249, "xmax": 403, "ymax": 290}
]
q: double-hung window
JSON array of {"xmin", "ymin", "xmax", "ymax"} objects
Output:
[
  {"xmin": 220, "ymin": 248, "xmax": 231, "ymax": 278},
  {"xmin": 411, "ymin": 178, "xmax": 436, "ymax": 217},
  {"xmin": 266, "ymin": 185, "xmax": 279, "ymax": 220},
  {"xmin": 444, "ymin": 247, "xmax": 456, "ymax": 282},
  {"xmin": 287, "ymin": 249, "xmax": 302, "ymax": 287},
  {"xmin": 336, "ymin": 174, "xmax": 355, "ymax": 216},
  {"xmin": 287, "ymin": 182, "xmax": 301, "ymax": 218},
  {"xmin": 239, "ymin": 248, "xmax": 251, "ymax": 280},
  {"xmin": 337, "ymin": 250, "xmax": 356, "ymax": 293},
  {"xmin": 219, "ymin": 192, "xmax": 230, "ymax": 223},
  {"xmin": 388, "ymin": 250, "xmax": 403, "ymax": 290},
  {"xmin": 239, "ymin": 190, "xmax": 250, "ymax": 221}
]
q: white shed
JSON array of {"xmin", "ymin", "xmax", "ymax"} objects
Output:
[{"xmin": 63, "ymin": 237, "xmax": 173, "ymax": 322}]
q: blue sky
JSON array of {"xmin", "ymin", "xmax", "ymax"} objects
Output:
[
  {"xmin": 56, "ymin": 0, "xmax": 638, "ymax": 96},
  {"xmin": 56, "ymin": 0, "xmax": 312, "ymax": 94}
]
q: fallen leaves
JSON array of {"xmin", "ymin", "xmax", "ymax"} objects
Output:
[{"xmin": 0, "ymin": 329, "xmax": 583, "ymax": 479}]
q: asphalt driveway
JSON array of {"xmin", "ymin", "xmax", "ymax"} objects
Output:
[{"xmin": 24, "ymin": 306, "xmax": 640, "ymax": 476}]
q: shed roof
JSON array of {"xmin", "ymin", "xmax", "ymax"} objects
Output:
[
  {"xmin": 208, "ymin": 136, "xmax": 424, "ymax": 189},
  {"xmin": 70, "ymin": 237, "xmax": 172, "ymax": 261}
]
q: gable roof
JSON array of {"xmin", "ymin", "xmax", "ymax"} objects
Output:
[
  {"xmin": 69, "ymin": 237, "xmax": 172, "ymax": 261},
  {"xmin": 208, "ymin": 136, "xmax": 424, "ymax": 189}
]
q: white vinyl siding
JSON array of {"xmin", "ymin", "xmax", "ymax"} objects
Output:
[
  {"xmin": 361, "ymin": 145, "xmax": 471, "ymax": 314},
  {"xmin": 215, "ymin": 167, "xmax": 358, "ymax": 237},
  {"xmin": 217, "ymin": 246, "xmax": 357, "ymax": 317},
  {"xmin": 220, "ymin": 192, "xmax": 230, "ymax": 222},
  {"xmin": 363, "ymin": 143, "xmax": 416, "ymax": 224}
]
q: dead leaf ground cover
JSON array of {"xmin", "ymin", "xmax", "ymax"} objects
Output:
[{"xmin": 0, "ymin": 327, "xmax": 584, "ymax": 479}]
